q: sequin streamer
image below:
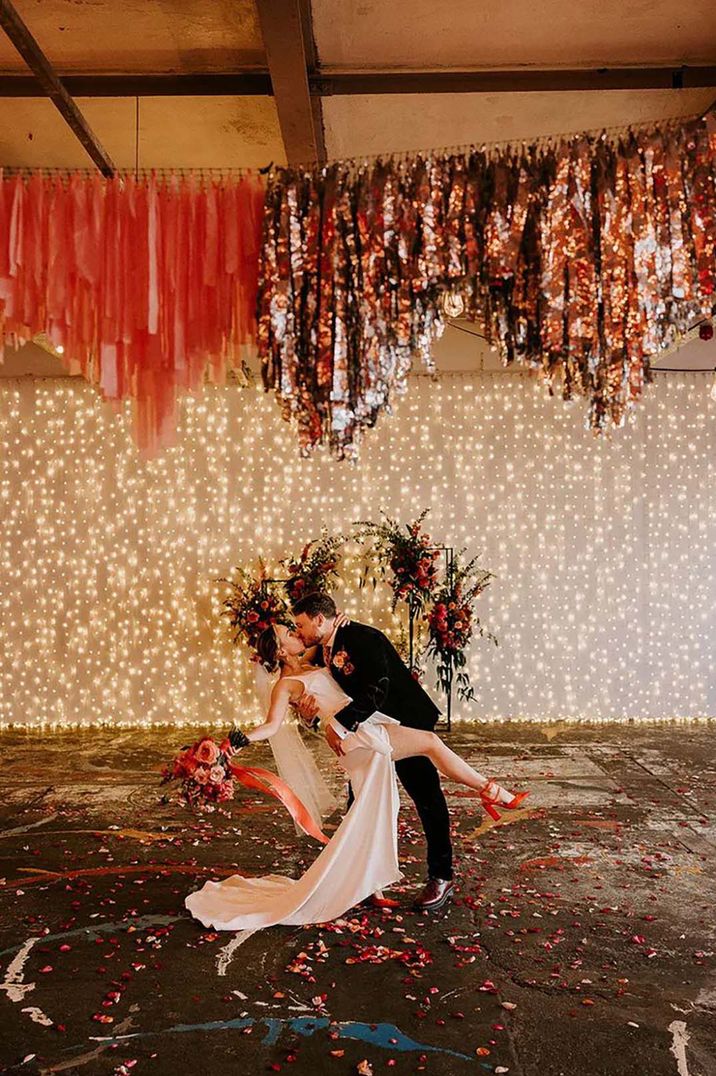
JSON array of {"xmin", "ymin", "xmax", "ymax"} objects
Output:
[
  {"xmin": 259, "ymin": 117, "xmax": 716, "ymax": 457},
  {"xmin": 0, "ymin": 171, "xmax": 264, "ymax": 455}
]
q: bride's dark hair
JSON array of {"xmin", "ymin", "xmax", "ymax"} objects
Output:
[{"xmin": 256, "ymin": 625, "xmax": 281, "ymax": 673}]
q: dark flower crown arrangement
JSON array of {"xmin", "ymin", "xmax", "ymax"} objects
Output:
[
  {"xmin": 219, "ymin": 561, "xmax": 290, "ymax": 654},
  {"xmin": 427, "ymin": 555, "xmax": 497, "ymax": 702},
  {"xmin": 356, "ymin": 509, "xmax": 440, "ymax": 612},
  {"xmin": 281, "ymin": 532, "xmax": 344, "ymax": 605},
  {"xmin": 220, "ymin": 535, "xmax": 345, "ymax": 661}
]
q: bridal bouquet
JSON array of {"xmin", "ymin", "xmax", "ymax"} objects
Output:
[{"xmin": 161, "ymin": 736, "xmax": 236, "ymax": 808}]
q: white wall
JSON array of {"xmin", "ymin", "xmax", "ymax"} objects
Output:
[{"xmin": 0, "ymin": 371, "xmax": 714, "ymax": 727}]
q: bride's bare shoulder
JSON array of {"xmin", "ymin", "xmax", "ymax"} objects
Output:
[{"xmin": 273, "ymin": 672, "xmax": 308, "ymax": 698}]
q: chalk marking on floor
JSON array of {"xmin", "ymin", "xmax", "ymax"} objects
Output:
[
  {"xmin": 217, "ymin": 929, "xmax": 258, "ymax": 976},
  {"xmin": 694, "ymin": 984, "xmax": 716, "ymax": 1012},
  {"xmin": 21, "ymin": 1006, "xmax": 53, "ymax": 1026},
  {"xmin": 0, "ymin": 937, "xmax": 38, "ymax": 1002},
  {"xmin": 0, "ymin": 814, "xmax": 58, "ymax": 838},
  {"xmin": 3, "ymin": 863, "xmax": 241, "ymax": 888},
  {"xmin": 669, "ymin": 1020, "xmax": 691, "ymax": 1076},
  {"xmin": 0, "ymin": 827, "xmax": 178, "ymax": 843},
  {"xmin": 0, "ymin": 914, "xmax": 179, "ymax": 959},
  {"xmin": 39, "ymin": 1006, "xmax": 139, "ymax": 1074}
]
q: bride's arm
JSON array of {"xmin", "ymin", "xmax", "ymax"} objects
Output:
[{"xmin": 244, "ymin": 679, "xmax": 295, "ymax": 743}]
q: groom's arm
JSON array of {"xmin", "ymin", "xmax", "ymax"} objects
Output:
[{"xmin": 332, "ymin": 628, "xmax": 391, "ymax": 733}]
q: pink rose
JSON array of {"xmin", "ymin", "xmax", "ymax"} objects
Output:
[
  {"xmin": 195, "ymin": 739, "xmax": 220, "ymax": 765},
  {"xmin": 209, "ymin": 764, "xmax": 225, "ymax": 784},
  {"xmin": 194, "ymin": 766, "xmax": 210, "ymax": 785}
]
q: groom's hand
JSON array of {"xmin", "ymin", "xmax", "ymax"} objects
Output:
[{"xmin": 325, "ymin": 725, "xmax": 345, "ymax": 757}]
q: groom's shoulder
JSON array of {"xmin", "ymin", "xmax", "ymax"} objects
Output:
[{"xmin": 343, "ymin": 620, "xmax": 388, "ymax": 644}]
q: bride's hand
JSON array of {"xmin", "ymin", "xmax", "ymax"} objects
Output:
[
  {"xmin": 334, "ymin": 611, "xmax": 351, "ymax": 630},
  {"xmin": 296, "ymin": 690, "xmax": 319, "ymax": 726}
]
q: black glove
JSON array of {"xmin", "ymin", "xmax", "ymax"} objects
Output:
[{"xmin": 228, "ymin": 726, "xmax": 250, "ymax": 753}]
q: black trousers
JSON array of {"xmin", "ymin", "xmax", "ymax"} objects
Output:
[{"xmin": 346, "ymin": 753, "xmax": 453, "ymax": 882}]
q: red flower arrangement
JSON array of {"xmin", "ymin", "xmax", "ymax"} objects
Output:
[
  {"xmin": 219, "ymin": 562, "xmax": 290, "ymax": 654},
  {"xmin": 161, "ymin": 736, "xmax": 236, "ymax": 808},
  {"xmin": 281, "ymin": 532, "xmax": 344, "ymax": 606},
  {"xmin": 427, "ymin": 555, "xmax": 497, "ymax": 702},
  {"xmin": 357, "ymin": 509, "xmax": 440, "ymax": 612}
]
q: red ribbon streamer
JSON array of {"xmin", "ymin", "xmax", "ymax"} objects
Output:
[
  {"xmin": 0, "ymin": 171, "xmax": 264, "ymax": 456},
  {"xmin": 229, "ymin": 762, "xmax": 330, "ymax": 845}
]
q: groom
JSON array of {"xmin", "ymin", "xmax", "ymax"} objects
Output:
[{"xmin": 292, "ymin": 591, "xmax": 454, "ymax": 912}]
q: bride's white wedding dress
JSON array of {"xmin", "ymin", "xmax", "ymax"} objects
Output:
[{"xmin": 185, "ymin": 668, "xmax": 403, "ymax": 929}]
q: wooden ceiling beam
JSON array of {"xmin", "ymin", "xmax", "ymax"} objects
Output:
[
  {"xmin": 0, "ymin": 72, "xmax": 273, "ymax": 97},
  {"xmin": 255, "ymin": 0, "xmax": 326, "ymax": 165},
  {"xmin": 0, "ymin": 0, "xmax": 115, "ymax": 175},
  {"xmin": 313, "ymin": 66, "xmax": 716, "ymax": 95},
  {"xmin": 0, "ymin": 65, "xmax": 712, "ymax": 102}
]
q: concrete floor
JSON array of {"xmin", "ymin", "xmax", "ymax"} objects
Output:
[{"xmin": 0, "ymin": 722, "xmax": 714, "ymax": 1076}]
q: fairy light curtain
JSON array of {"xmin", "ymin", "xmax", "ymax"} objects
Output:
[
  {"xmin": 1, "ymin": 372, "xmax": 714, "ymax": 728},
  {"xmin": 258, "ymin": 115, "xmax": 716, "ymax": 458},
  {"xmin": 0, "ymin": 171, "xmax": 264, "ymax": 453}
]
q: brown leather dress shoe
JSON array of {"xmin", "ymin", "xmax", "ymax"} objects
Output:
[{"xmin": 413, "ymin": 877, "xmax": 454, "ymax": 912}]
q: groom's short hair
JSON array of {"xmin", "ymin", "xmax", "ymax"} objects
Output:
[{"xmin": 292, "ymin": 591, "xmax": 337, "ymax": 618}]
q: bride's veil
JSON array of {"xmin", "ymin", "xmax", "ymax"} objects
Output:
[{"xmin": 254, "ymin": 662, "xmax": 338, "ymax": 833}]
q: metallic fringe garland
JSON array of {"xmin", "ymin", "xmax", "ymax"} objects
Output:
[{"xmin": 258, "ymin": 117, "xmax": 716, "ymax": 458}]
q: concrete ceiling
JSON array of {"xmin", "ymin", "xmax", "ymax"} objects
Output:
[
  {"xmin": 312, "ymin": 0, "xmax": 716, "ymax": 70},
  {"xmin": 0, "ymin": 0, "xmax": 714, "ymax": 374},
  {"xmin": 0, "ymin": 1, "xmax": 265, "ymax": 73},
  {"xmin": 0, "ymin": 0, "xmax": 712, "ymax": 168},
  {"xmin": 322, "ymin": 87, "xmax": 716, "ymax": 160}
]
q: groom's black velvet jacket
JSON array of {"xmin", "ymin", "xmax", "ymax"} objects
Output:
[{"xmin": 319, "ymin": 620, "xmax": 440, "ymax": 733}]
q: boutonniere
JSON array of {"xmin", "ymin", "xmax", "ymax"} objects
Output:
[{"xmin": 332, "ymin": 649, "xmax": 355, "ymax": 676}]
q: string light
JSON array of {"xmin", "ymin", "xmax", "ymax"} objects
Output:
[{"xmin": 0, "ymin": 372, "xmax": 714, "ymax": 730}]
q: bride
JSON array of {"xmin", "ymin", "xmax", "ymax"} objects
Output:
[{"xmin": 185, "ymin": 620, "xmax": 528, "ymax": 932}]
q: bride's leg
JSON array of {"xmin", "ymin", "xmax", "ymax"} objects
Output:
[{"xmin": 386, "ymin": 725, "xmax": 512, "ymax": 803}]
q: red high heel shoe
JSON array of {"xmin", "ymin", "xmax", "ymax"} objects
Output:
[
  {"xmin": 479, "ymin": 781, "xmax": 530, "ymax": 821},
  {"xmin": 368, "ymin": 893, "xmax": 401, "ymax": 909}
]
